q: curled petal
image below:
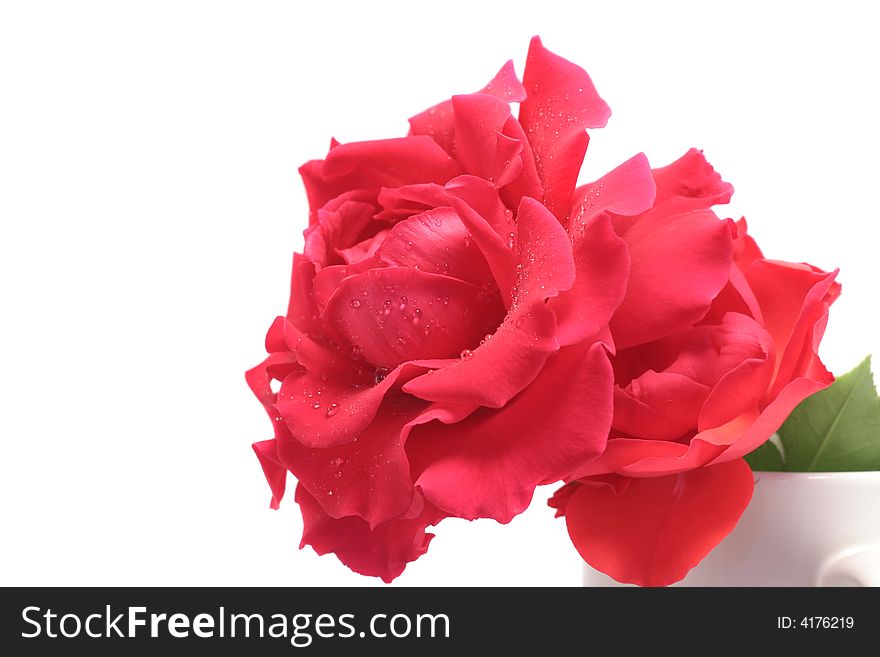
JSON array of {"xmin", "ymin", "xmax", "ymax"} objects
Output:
[
  {"xmin": 706, "ymin": 376, "xmax": 830, "ymax": 463},
  {"xmin": 444, "ymin": 175, "xmax": 517, "ymax": 305},
  {"xmin": 253, "ymin": 439, "xmax": 287, "ymax": 510},
  {"xmin": 568, "ymin": 153, "xmax": 657, "ymax": 229},
  {"xmin": 408, "ymin": 341, "xmax": 613, "ymax": 522},
  {"xmin": 745, "ymin": 260, "xmax": 839, "ymax": 397},
  {"xmin": 297, "ymin": 484, "xmax": 445, "ymax": 583},
  {"xmin": 651, "ymin": 148, "xmax": 734, "ymax": 213},
  {"xmin": 520, "ymin": 36, "xmax": 611, "ymax": 219},
  {"xmin": 613, "ymin": 372, "xmax": 710, "ymax": 441},
  {"xmin": 697, "ymin": 313, "xmax": 775, "ymax": 431},
  {"xmin": 375, "ymin": 183, "xmax": 447, "ymax": 222},
  {"xmin": 303, "ymin": 197, "xmax": 376, "ymax": 268},
  {"xmin": 276, "ymin": 394, "xmax": 429, "ymax": 527},
  {"xmin": 404, "ymin": 304, "xmax": 559, "ymax": 407},
  {"xmin": 403, "ymin": 197, "xmax": 575, "ymax": 408},
  {"xmin": 336, "ymin": 230, "xmax": 388, "ymax": 266},
  {"xmin": 452, "ymin": 93, "xmax": 524, "ymax": 187},
  {"xmin": 550, "ymin": 213, "xmax": 630, "ymax": 347},
  {"xmin": 377, "ymin": 206, "xmax": 492, "ymax": 285},
  {"xmin": 409, "ymin": 60, "xmax": 526, "ymax": 154},
  {"xmin": 572, "ymin": 436, "xmax": 727, "ymax": 479},
  {"xmin": 300, "ymin": 137, "xmax": 462, "ymax": 221},
  {"xmin": 610, "ymin": 209, "xmax": 733, "ymax": 349},
  {"xmin": 286, "ymin": 254, "xmax": 323, "ymax": 335},
  {"xmin": 323, "ymin": 266, "xmax": 505, "ymax": 369}
]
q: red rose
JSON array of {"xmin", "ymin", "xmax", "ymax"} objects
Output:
[
  {"xmin": 248, "ymin": 38, "xmax": 632, "ymax": 581},
  {"xmin": 550, "ymin": 149, "xmax": 840, "ymax": 586}
]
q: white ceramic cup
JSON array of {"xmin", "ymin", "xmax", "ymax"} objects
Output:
[{"xmin": 582, "ymin": 471, "xmax": 880, "ymax": 587}]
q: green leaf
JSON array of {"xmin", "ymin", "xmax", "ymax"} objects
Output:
[
  {"xmin": 744, "ymin": 438, "xmax": 784, "ymax": 471},
  {"xmin": 778, "ymin": 356, "xmax": 880, "ymax": 472}
]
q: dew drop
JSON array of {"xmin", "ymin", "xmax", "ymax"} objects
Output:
[
  {"xmin": 374, "ymin": 367, "xmax": 390, "ymax": 384},
  {"xmin": 460, "ymin": 349, "xmax": 474, "ymax": 360},
  {"xmin": 349, "ymin": 299, "xmax": 361, "ymax": 309},
  {"xmin": 312, "ymin": 401, "xmax": 321, "ymax": 409},
  {"xmin": 325, "ymin": 403, "xmax": 338, "ymax": 417}
]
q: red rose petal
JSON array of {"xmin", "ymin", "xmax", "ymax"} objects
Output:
[
  {"xmin": 297, "ymin": 484, "xmax": 445, "ymax": 583},
  {"xmin": 336, "ymin": 230, "xmax": 388, "ymax": 266},
  {"xmin": 705, "ymin": 377, "xmax": 829, "ymax": 463},
  {"xmin": 377, "ymin": 206, "xmax": 492, "ymax": 285},
  {"xmin": 312, "ymin": 265, "xmax": 348, "ymax": 314},
  {"xmin": 568, "ymin": 153, "xmax": 657, "ymax": 228},
  {"xmin": 745, "ymin": 260, "xmax": 839, "ymax": 397},
  {"xmin": 497, "ymin": 114, "xmax": 544, "ymax": 211},
  {"xmin": 651, "ymin": 148, "xmax": 734, "ymax": 212},
  {"xmin": 374, "ymin": 183, "xmax": 448, "ymax": 222},
  {"xmin": 562, "ymin": 459, "xmax": 754, "ymax": 586},
  {"xmin": 613, "ymin": 371, "xmax": 711, "ymax": 441},
  {"xmin": 520, "ymin": 36, "xmax": 611, "ymax": 220},
  {"xmin": 443, "ymin": 175, "xmax": 517, "ymax": 306},
  {"xmin": 322, "ymin": 266, "xmax": 505, "ymax": 369},
  {"xmin": 697, "ymin": 313, "xmax": 774, "ymax": 431},
  {"xmin": 610, "ymin": 209, "xmax": 733, "ymax": 349},
  {"xmin": 732, "ymin": 217, "xmax": 764, "ymax": 267},
  {"xmin": 550, "ymin": 213, "xmax": 630, "ymax": 347},
  {"xmin": 286, "ymin": 254, "xmax": 323, "ymax": 335},
  {"xmin": 572, "ymin": 436, "xmax": 727, "ymax": 479},
  {"xmin": 252, "ymin": 439, "xmax": 287, "ymax": 510},
  {"xmin": 409, "ymin": 60, "xmax": 526, "ymax": 154},
  {"xmin": 403, "ymin": 197, "xmax": 575, "ymax": 408},
  {"xmin": 303, "ymin": 196, "xmax": 376, "ymax": 268},
  {"xmin": 408, "ymin": 341, "xmax": 613, "ymax": 522},
  {"xmin": 451, "ymin": 93, "xmax": 524, "ymax": 187},
  {"xmin": 276, "ymin": 394, "xmax": 429, "ymax": 527},
  {"xmin": 299, "ymin": 136, "xmax": 462, "ymax": 221}
]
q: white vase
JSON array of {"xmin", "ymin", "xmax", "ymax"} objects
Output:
[{"xmin": 582, "ymin": 471, "xmax": 880, "ymax": 587}]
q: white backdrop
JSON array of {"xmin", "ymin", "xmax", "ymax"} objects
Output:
[{"xmin": 1, "ymin": 0, "xmax": 877, "ymax": 587}]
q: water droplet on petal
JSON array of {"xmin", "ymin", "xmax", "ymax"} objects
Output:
[
  {"xmin": 460, "ymin": 349, "xmax": 474, "ymax": 360},
  {"xmin": 312, "ymin": 401, "xmax": 321, "ymax": 409},
  {"xmin": 374, "ymin": 367, "xmax": 390, "ymax": 384},
  {"xmin": 349, "ymin": 299, "xmax": 361, "ymax": 309},
  {"xmin": 325, "ymin": 403, "xmax": 338, "ymax": 417}
]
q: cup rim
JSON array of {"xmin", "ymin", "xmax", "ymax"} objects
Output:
[{"xmin": 752, "ymin": 470, "xmax": 880, "ymax": 480}]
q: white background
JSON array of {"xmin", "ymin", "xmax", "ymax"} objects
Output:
[{"xmin": 1, "ymin": 0, "xmax": 877, "ymax": 586}]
